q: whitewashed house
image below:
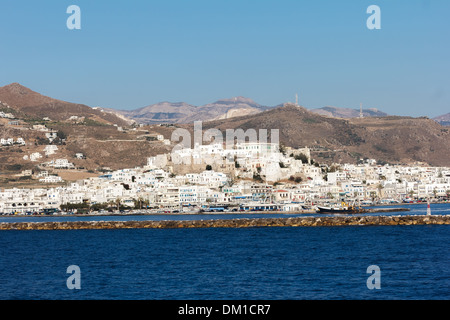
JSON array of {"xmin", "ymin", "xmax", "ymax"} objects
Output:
[{"xmin": 39, "ymin": 175, "xmax": 63, "ymax": 183}]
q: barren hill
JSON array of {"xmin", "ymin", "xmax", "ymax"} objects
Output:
[
  {"xmin": 117, "ymin": 101, "xmax": 198, "ymax": 124},
  {"xmin": 0, "ymin": 83, "xmax": 171, "ymax": 186},
  {"xmin": 198, "ymin": 104, "xmax": 450, "ymax": 167},
  {"xmin": 0, "ymin": 83, "xmax": 131, "ymax": 126},
  {"xmin": 0, "ymin": 117, "xmax": 174, "ymax": 187}
]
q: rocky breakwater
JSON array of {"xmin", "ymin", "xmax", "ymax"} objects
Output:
[{"xmin": 0, "ymin": 215, "xmax": 450, "ymax": 230}]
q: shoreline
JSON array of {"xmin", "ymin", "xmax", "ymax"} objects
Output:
[
  {"xmin": 0, "ymin": 206, "xmax": 413, "ymax": 219},
  {"xmin": 1, "ymin": 215, "xmax": 449, "ymax": 230}
]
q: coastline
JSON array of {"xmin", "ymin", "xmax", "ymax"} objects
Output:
[
  {"xmin": 0, "ymin": 206, "xmax": 411, "ymax": 219},
  {"xmin": 1, "ymin": 214, "xmax": 449, "ymax": 230}
]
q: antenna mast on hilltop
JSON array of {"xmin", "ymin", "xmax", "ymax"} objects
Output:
[
  {"xmin": 360, "ymin": 103, "xmax": 363, "ymax": 118},
  {"xmin": 295, "ymin": 93, "xmax": 299, "ymax": 107}
]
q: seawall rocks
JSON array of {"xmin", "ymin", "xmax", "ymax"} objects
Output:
[{"xmin": 0, "ymin": 215, "xmax": 449, "ymax": 230}]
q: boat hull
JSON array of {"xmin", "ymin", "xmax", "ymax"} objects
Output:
[{"xmin": 317, "ymin": 206, "xmax": 362, "ymax": 214}]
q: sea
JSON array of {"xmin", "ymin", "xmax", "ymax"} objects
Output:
[{"xmin": 0, "ymin": 203, "xmax": 449, "ymax": 300}]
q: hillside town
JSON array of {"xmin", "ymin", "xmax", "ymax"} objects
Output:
[{"xmin": 1, "ymin": 141, "xmax": 449, "ymax": 215}]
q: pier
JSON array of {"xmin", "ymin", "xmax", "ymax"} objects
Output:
[{"xmin": 1, "ymin": 214, "xmax": 449, "ymax": 230}]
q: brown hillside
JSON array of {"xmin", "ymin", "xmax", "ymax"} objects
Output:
[
  {"xmin": 198, "ymin": 104, "xmax": 450, "ymax": 166},
  {"xmin": 0, "ymin": 83, "xmax": 130, "ymax": 126},
  {"xmin": 0, "ymin": 119, "xmax": 175, "ymax": 187}
]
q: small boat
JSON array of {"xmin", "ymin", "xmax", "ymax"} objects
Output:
[
  {"xmin": 317, "ymin": 206, "xmax": 362, "ymax": 214},
  {"xmin": 316, "ymin": 200, "xmax": 364, "ymax": 214}
]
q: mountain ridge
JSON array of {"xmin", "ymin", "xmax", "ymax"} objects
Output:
[
  {"xmin": 2, "ymin": 82, "xmax": 447, "ymax": 126},
  {"xmin": 108, "ymin": 98, "xmax": 394, "ymax": 124},
  {"xmin": 108, "ymin": 96, "xmax": 269, "ymax": 124},
  {"xmin": 0, "ymin": 83, "xmax": 131, "ymax": 126}
]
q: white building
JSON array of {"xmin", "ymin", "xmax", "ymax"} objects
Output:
[
  {"xmin": 45, "ymin": 159, "xmax": 75, "ymax": 169},
  {"xmin": 39, "ymin": 175, "xmax": 63, "ymax": 183},
  {"xmin": 44, "ymin": 145, "xmax": 58, "ymax": 156},
  {"xmin": 30, "ymin": 152, "xmax": 43, "ymax": 162}
]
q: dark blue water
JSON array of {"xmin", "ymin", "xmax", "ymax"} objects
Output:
[{"xmin": 1, "ymin": 224, "xmax": 449, "ymax": 300}]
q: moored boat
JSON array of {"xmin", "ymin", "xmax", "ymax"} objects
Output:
[
  {"xmin": 316, "ymin": 206, "xmax": 363, "ymax": 214},
  {"xmin": 316, "ymin": 200, "xmax": 364, "ymax": 214}
]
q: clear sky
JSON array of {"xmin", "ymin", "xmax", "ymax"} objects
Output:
[{"xmin": 0, "ymin": 0, "xmax": 449, "ymax": 117}]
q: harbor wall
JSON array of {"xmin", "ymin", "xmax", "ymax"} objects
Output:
[{"xmin": 1, "ymin": 215, "xmax": 449, "ymax": 230}]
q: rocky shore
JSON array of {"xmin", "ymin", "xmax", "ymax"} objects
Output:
[{"xmin": 0, "ymin": 215, "xmax": 449, "ymax": 230}]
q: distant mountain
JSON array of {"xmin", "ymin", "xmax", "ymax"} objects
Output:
[
  {"xmin": 0, "ymin": 83, "xmax": 131, "ymax": 126},
  {"xmin": 116, "ymin": 101, "xmax": 198, "ymax": 124},
  {"xmin": 310, "ymin": 106, "xmax": 388, "ymax": 118},
  {"xmin": 112, "ymin": 99, "xmax": 391, "ymax": 124},
  {"xmin": 182, "ymin": 97, "xmax": 270, "ymax": 123},
  {"xmin": 433, "ymin": 113, "xmax": 450, "ymax": 126},
  {"xmin": 113, "ymin": 96, "xmax": 273, "ymax": 124}
]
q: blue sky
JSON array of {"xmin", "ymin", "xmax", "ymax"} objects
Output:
[{"xmin": 0, "ymin": 0, "xmax": 449, "ymax": 117}]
